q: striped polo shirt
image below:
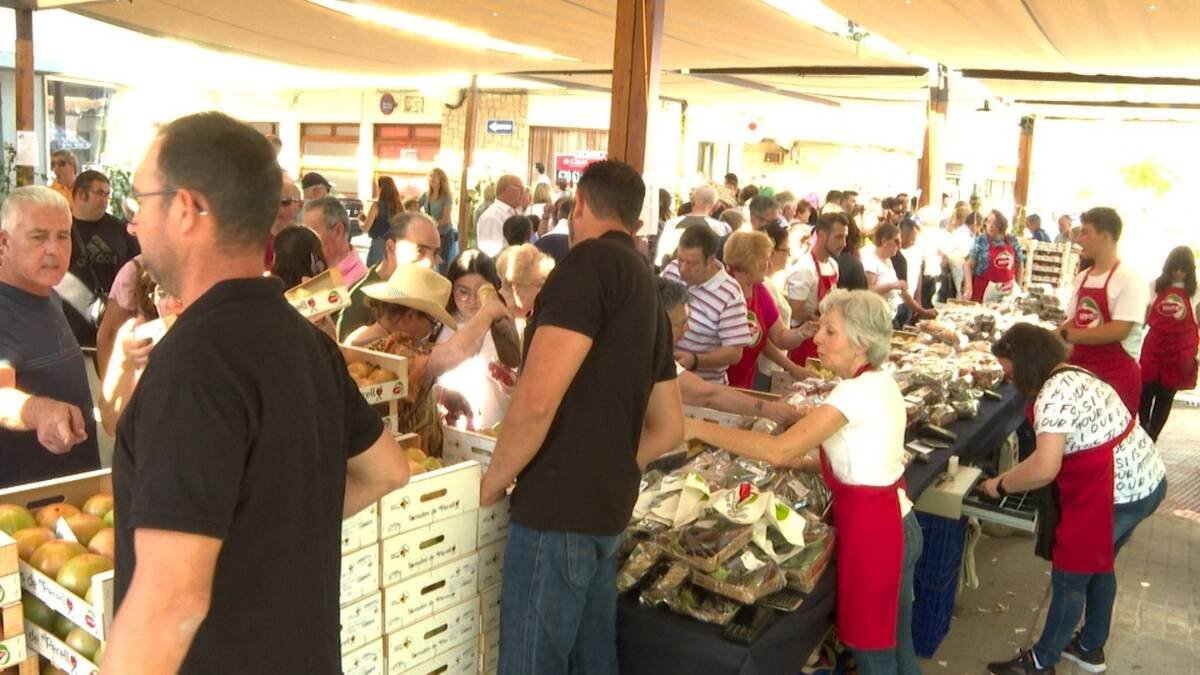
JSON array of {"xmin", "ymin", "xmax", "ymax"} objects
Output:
[{"xmin": 662, "ymin": 260, "xmax": 752, "ymax": 384}]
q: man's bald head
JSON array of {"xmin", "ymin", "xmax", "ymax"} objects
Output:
[
  {"xmin": 495, "ymin": 174, "xmax": 525, "ymax": 209},
  {"xmin": 692, "ymin": 186, "xmax": 717, "ymax": 209}
]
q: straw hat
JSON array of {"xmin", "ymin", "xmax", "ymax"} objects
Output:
[{"xmin": 361, "ymin": 263, "xmax": 458, "ymax": 330}]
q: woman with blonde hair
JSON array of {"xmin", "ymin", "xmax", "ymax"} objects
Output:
[
  {"xmin": 495, "ymin": 244, "xmax": 554, "ymax": 338},
  {"xmin": 529, "ymin": 182, "xmax": 554, "ymax": 223},
  {"xmin": 420, "ymin": 167, "xmax": 454, "ymax": 270}
]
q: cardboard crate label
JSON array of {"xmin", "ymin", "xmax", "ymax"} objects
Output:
[
  {"xmin": 343, "ymin": 503, "xmax": 380, "ymax": 555},
  {"xmin": 343, "ymin": 638, "xmax": 385, "ymax": 675},
  {"xmin": 385, "ymin": 598, "xmax": 479, "ymax": 673},
  {"xmin": 0, "ymin": 633, "xmax": 27, "ymax": 668},
  {"xmin": 476, "ymin": 497, "xmax": 510, "ymax": 548},
  {"xmin": 341, "ymin": 545, "xmax": 380, "ymax": 607},
  {"xmin": 0, "ymin": 573, "xmax": 19, "ymax": 606},
  {"xmin": 342, "ymin": 345, "xmax": 410, "ymax": 404},
  {"xmin": 477, "ymin": 538, "xmax": 506, "ymax": 591},
  {"xmin": 397, "ymin": 635, "xmax": 477, "ymax": 675},
  {"xmin": 26, "ymin": 623, "xmax": 95, "ymax": 675},
  {"xmin": 20, "ymin": 562, "xmax": 108, "ymax": 641},
  {"xmin": 341, "ymin": 591, "xmax": 383, "ymax": 655},
  {"xmin": 380, "ymin": 462, "xmax": 481, "ymax": 538},
  {"xmin": 441, "ymin": 427, "xmax": 496, "ymax": 470},
  {"xmin": 480, "ymin": 584, "xmax": 502, "ymax": 635},
  {"xmin": 383, "ymin": 553, "xmax": 477, "ymax": 633},
  {"xmin": 381, "ymin": 511, "xmax": 477, "ymax": 587},
  {"xmin": 480, "ymin": 628, "xmax": 499, "ymax": 674}
]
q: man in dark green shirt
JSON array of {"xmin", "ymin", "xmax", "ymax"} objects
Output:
[{"xmin": 337, "ymin": 211, "xmax": 441, "ymax": 341}]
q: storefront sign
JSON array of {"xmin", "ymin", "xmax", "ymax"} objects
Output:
[
  {"xmin": 380, "ymin": 93, "xmax": 396, "ymax": 115},
  {"xmin": 554, "ymin": 150, "xmax": 607, "ymax": 186}
]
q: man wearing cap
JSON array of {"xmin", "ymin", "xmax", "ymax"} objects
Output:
[
  {"xmin": 352, "ymin": 263, "xmax": 509, "ymax": 454},
  {"xmin": 481, "ymin": 160, "xmax": 683, "ymax": 673},
  {"xmin": 302, "ymin": 171, "xmax": 332, "ymax": 200},
  {"xmin": 475, "ymin": 174, "xmax": 524, "ymax": 257},
  {"xmin": 103, "ymin": 112, "xmax": 411, "ymax": 674}
]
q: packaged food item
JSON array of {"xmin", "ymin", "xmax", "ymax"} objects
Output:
[
  {"xmin": 767, "ymin": 471, "xmax": 830, "ymax": 518},
  {"xmin": 780, "ymin": 524, "xmax": 836, "ymax": 593},
  {"xmin": 639, "ymin": 561, "xmax": 691, "ymax": 607},
  {"xmin": 663, "ymin": 584, "xmax": 743, "ymax": 626},
  {"xmin": 928, "ymin": 403, "xmax": 958, "ymax": 427},
  {"xmin": 690, "ymin": 545, "xmax": 785, "ymax": 604},
  {"xmin": 617, "ymin": 542, "xmax": 663, "ymax": 593},
  {"xmin": 952, "ymin": 398, "xmax": 980, "ymax": 419},
  {"xmin": 662, "ymin": 519, "xmax": 754, "ymax": 573}
]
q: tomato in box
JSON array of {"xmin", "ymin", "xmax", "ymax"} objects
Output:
[
  {"xmin": 35, "ymin": 503, "xmax": 80, "ymax": 530},
  {"xmin": 29, "ymin": 539, "xmax": 88, "ymax": 577},
  {"xmin": 0, "ymin": 503, "xmax": 35, "ymax": 534}
]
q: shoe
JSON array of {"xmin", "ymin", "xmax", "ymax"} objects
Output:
[
  {"xmin": 986, "ymin": 650, "xmax": 1055, "ymax": 674},
  {"xmin": 1062, "ymin": 633, "xmax": 1106, "ymax": 672}
]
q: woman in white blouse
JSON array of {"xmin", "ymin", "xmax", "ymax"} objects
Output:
[
  {"xmin": 865, "ymin": 223, "xmax": 931, "ymax": 327},
  {"xmin": 686, "ymin": 290, "xmax": 921, "ymax": 674}
]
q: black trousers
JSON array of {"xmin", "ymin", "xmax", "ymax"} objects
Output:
[
  {"xmin": 1139, "ymin": 382, "xmax": 1177, "ymax": 442},
  {"xmin": 920, "ymin": 274, "xmax": 938, "ymax": 309}
]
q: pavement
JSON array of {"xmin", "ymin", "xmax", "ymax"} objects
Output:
[{"xmin": 921, "ymin": 406, "xmax": 1200, "ymax": 674}]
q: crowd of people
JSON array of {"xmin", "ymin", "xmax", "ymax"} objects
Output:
[{"xmin": 0, "ymin": 112, "xmax": 1194, "ymax": 674}]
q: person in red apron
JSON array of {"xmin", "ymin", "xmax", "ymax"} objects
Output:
[
  {"xmin": 686, "ymin": 289, "xmax": 922, "ymax": 674},
  {"xmin": 1138, "ymin": 245, "xmax": 1199, "ymax": 441},
  {"xmin": 962, "ymin": 210, "xmax": 1023, "ymax": 303},
  {"xmin": 787, "ymin": 212, "xmax": 846, "ymax": 366},
  {"xmin": 984, "ymin": 324, "xmax": 1167, "ymax": 675},
  {"xmin": 1059, "ymin": 208, "xmax": 1146, "ymax": 418}
]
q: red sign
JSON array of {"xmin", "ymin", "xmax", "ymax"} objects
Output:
[
  {"xmin": 554, "ymin": 151, "xmax": 606, "ymax": 187},
  {"xmin": 380, "ymin": 93, "xmax": 397, "ymax": 115}
]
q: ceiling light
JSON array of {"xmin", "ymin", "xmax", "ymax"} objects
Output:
[{"xmin": 306, "ymin": 0, "xmax": 578, "ymax": 61}]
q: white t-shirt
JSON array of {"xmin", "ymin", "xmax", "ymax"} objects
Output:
[
  {"xmin": 435, "ymin": 327, "xmax": 511, "ymax": 430},
  {"xmin": 863, "ymin": 253, "xmax": 901, "ymax": 311},
  {"xmin": 654, "ymin": 215, "xmax": 731, "ymax": 267},
  {"xmin": 823, "ymin": 371, "xmax": 912, "ymax": 516},
  {"xmin": 475, "ymin": 201, "xmax": 520, "ymax": 257},
  {"xmin": 1066, "ymin": 264, "xmax": 1150, "ymax": 359},
  {"xmin": 758, "ymin": 275, "xmax": 792, "ymax": 375},
  {"xmin": 947, "ymin": 225, "xmax": 974, "ymax": 260},
  {"xmin": 1034, "ymin": 370, "xmax": 1166, "ymax": 504},
  {"xmin": 922, "ymin": 228, "xmax": 947, "ymax": 273},
  {"xmin": 785, "ymin": 254, "xmax": 839, "ymax": 322},
  {"xmin": 900, "ymin": 244, "xmax": 923, "ymax": 291}
]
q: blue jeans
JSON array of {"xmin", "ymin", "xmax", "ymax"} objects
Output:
[
  {"xmin": 852, "ymin": 512, "xmax": 924, "ymax": 675},
  {"xmin": 366, "ymin": 236, "xmax": 387, "ymax": 267},
  {"xmin": 1033, "ymin": 478, "xmax": 1167, "ymax": 666},
  {"xmin": 499, "ymin": 522, "xmax": 623, "ymax": 675}
]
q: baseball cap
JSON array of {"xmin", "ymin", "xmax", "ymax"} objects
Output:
[{"xmin": 302, "ymin": 172, "xmax": 332, "ymax": 190}]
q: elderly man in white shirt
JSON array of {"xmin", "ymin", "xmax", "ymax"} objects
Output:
[
  {"xmin": 476, "ymin": 174, "xmax": 524, "ymax": 257},
  {"xmin": 654, "ymin": 185, "xmax": 730, "ymax": 268}
]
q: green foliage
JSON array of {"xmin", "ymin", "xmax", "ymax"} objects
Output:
[
  {"xmin": 1121, "ymin": 160, "xmax": 1173, "ymax": 197},
  {"xmin": 101, "ymin": 165, "xmax": 133, "ymax": 217}
]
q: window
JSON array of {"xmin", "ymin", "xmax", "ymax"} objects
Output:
[
  {"xmin": 372, "ymin": 124, "xmax": 442, "ymax": 197},
  {"xmin": 300, "ymin": 123, "xmax": 360, "ymax": 197},
  {"xmin": 45, "ymin": 78, "xmax": 116, "ymax": 168}
]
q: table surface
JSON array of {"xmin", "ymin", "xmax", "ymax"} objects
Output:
[{"xmin": 618, "ymin": 384, "xmax": 1026, "ymax": 675}]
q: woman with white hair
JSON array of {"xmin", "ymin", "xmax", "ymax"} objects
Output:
[{"xmin": 686, "ymin": 289, "xmax": 921, "ymax": 674}]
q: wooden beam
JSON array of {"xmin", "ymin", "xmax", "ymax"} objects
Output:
[
  {"xmin": 14, "ymin": 7, "xmax": 33, "ymax": 187},
  {"xmin": 607, "ymin": 0, "xmax": 663, "ymax": 172},
  {"xmin": 1016, "ymin": 99, "xmax": 1200, "ymax": 110},
  {"xmin": 683, "ymin": 73, "xmax": 841, "ymax": 107},
  {"xmin": 917, "ymin": 66, "xmax": 948, "ymax": 210},
  {"xmin": 961, "ymin": 69, "xmax": 1200, "ymax": 87},
  {"xmin": 510, "ymin": 65, "xmax": 929, "ymax": 78},
  {"xmin": 457, "ymin": 75, "xmax": 479, "ymax": 254},
  {"xmin": 1013, "ymin": 116, "xmax": 1035, "ymax": 230}
]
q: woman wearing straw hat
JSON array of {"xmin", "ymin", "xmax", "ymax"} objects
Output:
[{"xmin": 353, "ymin": 263, "xmax": 509, "ymax": 454}]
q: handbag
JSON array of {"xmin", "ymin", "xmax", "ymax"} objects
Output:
[
  {"xmin": 55, "ymin": 228, "xmax": 108, "ymax": 347},
  {"xmin": 1032, "ymin": 482, "xmax": 1059, "ymax": 561}
]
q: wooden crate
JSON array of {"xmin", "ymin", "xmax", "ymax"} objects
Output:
[
  {"xmin": 285, "ymin": 266, "xmax": 350, "ymax": 321},
  {"xmin": 342, "ymin": 345, "xmax": 410, "ymax": 405}
]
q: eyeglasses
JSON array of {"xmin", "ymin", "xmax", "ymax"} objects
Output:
[
  {"xmin": 122, "ymin": 189, "xmax": 179, "ymax": 220},
  {"xmin": 281, "ymin": 198, "xmax": 301, "ymax": 206},
  {"xmin": 90, "ymin": 189, "xmax": 111, "ymax": 200}
]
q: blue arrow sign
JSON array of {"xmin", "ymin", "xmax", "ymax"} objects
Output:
[{"xmin": 486, "ymin": 119, "xmax": 515, "ymax": 134}]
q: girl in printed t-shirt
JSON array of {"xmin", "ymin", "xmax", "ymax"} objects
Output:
[{"xmin": 1138, "ymin": 246, "xmax": 1200, "ymax": 441}]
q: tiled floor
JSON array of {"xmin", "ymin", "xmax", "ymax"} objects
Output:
[{"xmin": 922, "ymin": 407, "xmax": 1200, "ymax": 674}]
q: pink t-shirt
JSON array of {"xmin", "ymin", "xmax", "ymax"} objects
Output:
[
  {"xmin": 335, "ymin": 251, "xmax": 368, "ymax": 288},
  {"xmin": 108, "ymin": 256, "xmax": 143, "ymax": 312},
  {"xmin": 725, "ymin": 283, "xmax": 780, "ymax": 389}
]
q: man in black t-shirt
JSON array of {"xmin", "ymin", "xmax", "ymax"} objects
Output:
[
  {"xmin": 103, "ymin": 112, "xmax": 411, "ymax": 675},
  {"xmin": 481, "ymin": 160, "xmax": 683, "ymax": 674},
  {"xmin": 58, "ymin": 170, "xmax": 139, "ymax": 348}
]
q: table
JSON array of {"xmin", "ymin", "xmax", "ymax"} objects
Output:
[{"xmin": 618, "ymin": 384, "xmax": 1026, "ymax": 675}]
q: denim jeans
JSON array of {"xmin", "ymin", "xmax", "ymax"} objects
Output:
[
  {"xmin": 852, "ymin": 511, "xmax": 924, "ymax": 675},
  {"xmin": 1033, "ymin": 478, "xmax": 1167, "ymax": 666},
  {"xmin": 366, "ymin": 236, "xmax": 387, "ymax": 267},
  {"xmin": 499, "ymin": 522, "xmax": 624, "ymax": 675}
]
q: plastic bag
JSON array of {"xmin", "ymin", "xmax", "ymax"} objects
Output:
[
  {"xmin": 640, "ymin": 561, "xmax": 691, "ymax": 607},
  {"xmin": 780, "ymin": 524, "xmax": 836, "ymax": 593},
  {"xmin": 691, "ymin": 545, "xmax": 786, "ymax": 604},
  {"xmin": 662, "ymin": 519, "xmax": 754, "ymax": 573},
  {"xmin": 663, "ymin": 584, "xmax": 743, "ymax": 626},
  {"xmin": 617, "ymin": 541, "xmax": 663, "ymax": 593},
  {"xmin": 928, "ymin": 403, "xmax": 958, "ymax": 427}
]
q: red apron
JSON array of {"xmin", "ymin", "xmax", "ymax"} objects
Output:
[
  {"xmin": 1048, "ymin": 398, "xmax": 1135, "ymax": 574},
  {"xmin": 969, "ymin": 238, "xmax": 1017, "ymax": 302},
  {"xmin": 1140, "ymin": 285, "xmax": 1199, "ymax": 391},
  {"xmin": 819, "ymin": 366, "xmax": 908, "ymax": 650},
  {"xmin": 1068, "ymin": 263, "xmax": 1142, "ymax": 416},
  {"xmin": 789, "ymin": 251, "xmax": 838, "ymax": 365}
]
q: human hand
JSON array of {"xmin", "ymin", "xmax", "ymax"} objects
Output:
[
  {"xmin": 893, "ymin": 280, "xmax": 909, "ymax": 292},
  {"xmin": 479, "ymin": 472, "xmax": 511, "ymax": 507},
  {"xmin": 438, "ymin": 389, "xmax": 475, "ymax": 431},
  {"xmin": 764, "ymin": 401, "xmax": 801, "ymax": 427},
  {"xmin": 118, "ymin": 318, "xmax": 154, "ymax": 370},
  {"xmin": 797, "ymin": 321, "xmax": 820, "ymax": 341},
  {"xmin": 980, "ymin": 477, "xmax": 1002, "ymax": 499},
  {"xmin": 26, "ymin": 396, "xmax": 88, "ymax": 454}
]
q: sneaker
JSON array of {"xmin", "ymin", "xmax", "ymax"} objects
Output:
[
  {"xmin": 1062, "ymin": 634, "xmax": 1106, "ymax": 672},
  {"xmin": 987, "ymin": 650, "xmax": 1055, "ymax": 674}
]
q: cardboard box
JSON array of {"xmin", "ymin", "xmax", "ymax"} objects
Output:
[
  {"xmin": 341, "ymin": 590, "xmax": 384, "ymax": 655},
  {"xmin": 480, "ymin": 628, "xmax": 499, "ymax": 674},
  {"xmin": 383, "ymin": 553, "xmax": 477, "ymax": 633},
  {"xmin": 285, "ymin": 267, "xmax": 350, "ymax": 321},
  {"xmin": 379, "ymin": 462, "xmax": 480, "ymax": 539},
  {"xmin": 343, "ymin": 503, "xmax": 380, "ymax": 555},
  {"xmin": 380, "ymin": 512, "xmax": 477, "ymax": 587},
  {"xmin": 480, "ymin": 584, "xmax": 501, "ymax": 634},
  {"xmin": 0, "ymin": 601, "xmax": 28, "ymax": 668},
  {"xmin": 384, "ymin": 598, "xmax": 478, "ymax": 674},
  {"xmin": 398, "ymin": 635, "xmax": 477, "ymax": 675},
  {"xmin": 341, "ymin": 543, "xmax": 381, "ymax": 607},
  {"xmin": 683, "ymin": 405, "xmax": 756, "ymax": 429},
  {"xmin": 25, "ymin": 623, "xmax": 90, "ymax": 675},
  {"xmin": 1, "ymin": 531, "xmax": 19, "ymax": 606},
  {"xmin": 476, "ymin": 497, "xmax": 510, "ymax": 549},
  {"xmin": 342, "ymin": 345, "xmax": 410, "ymax": 404},
  {"xmin": 343, "ymin": 637, "xmax": 386, "ymax": 675},
  {"xmin": 441, "ymin": 427, "xmax": 496, "ymax": 470},
  {"xmin": 0, "ymin": 633, "xmax": 27, "ymax": 670},
  {"xmin": 477, "ymin": 539, "xmax": 505, "ymax": 592}
]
